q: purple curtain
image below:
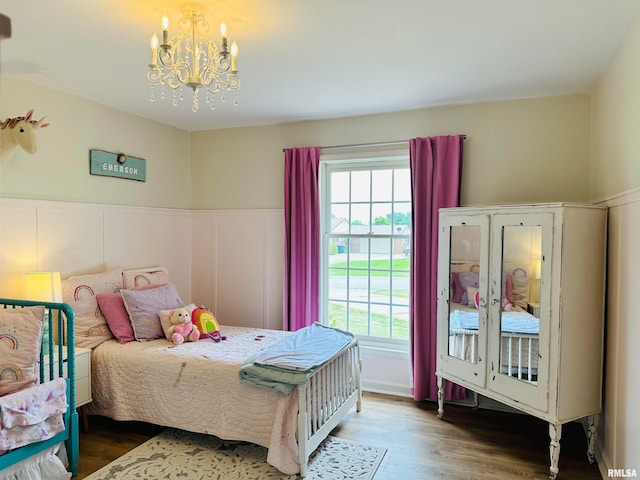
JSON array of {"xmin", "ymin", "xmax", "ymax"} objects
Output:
[
  {"xmin": 410, "ymin": 135, "xmax": 465, "ymax": 401},
  {"xmin": 283, "ymin": 147, "xmax": 321, "ymax": 331}
]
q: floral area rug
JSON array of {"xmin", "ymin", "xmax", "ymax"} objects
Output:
[{"xmin": 84, "ymin": 428, "xmax": 386, "ymax": 480}]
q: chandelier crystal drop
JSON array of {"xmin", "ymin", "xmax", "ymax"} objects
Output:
[{"xmin": 147, "ymin": 2, "xmax": 240, "ymax": 112}]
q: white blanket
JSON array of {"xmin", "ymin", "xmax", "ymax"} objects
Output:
[
  {"xmin": 450, "ymin": 306, "xmax": 539, "ymax": 334},
  {"xmin": 239, "ymin": 323, "xmax": 355, "ymax": 394},
  {"xmin": 0, "ymin": 378, "xmax": 67, "ymax": 454},
  {"xmin": 88, "ymin": 326, "xmax": 302, "ymax": 475}
]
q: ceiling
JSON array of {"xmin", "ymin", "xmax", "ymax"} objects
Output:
[{"xmin": 1, "ymin": 0, "xmax": 639, "ymax": 132}]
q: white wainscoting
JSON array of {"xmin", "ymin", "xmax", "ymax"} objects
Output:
[
  {"xmin": 594, "ymin": 187, "xmax": 640, "ymax": 478},
  {"xmin": 0, "ymin": 198, "xmax": 414, "ymax": 397},
  {"xmin": 190, "ymin": 209, "xmax": 284, "ymax": 331},
  {"xmin": 0, "ymin": 198, "xmax": 192, "ymax": 300},
  {"xmin": 190, "ymin": 209, "xmax": 414, "ymax": 397}
]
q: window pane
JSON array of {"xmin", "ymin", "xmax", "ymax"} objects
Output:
[
  {"xmin": 331, "ymin": 172, "xmax": 350, "ymax": 202},
  {"xmin": 347, "ymin": 303, "xmax": 370, "ymax": 336},
  {"xmin": 328, "ymin": 266, "xmax": 346, "ymax": 286},
  {"xmin": 390, "ymin": 305, "xmax": 410, "ymax": 339},
  {"xmin": 328, "ymin": 270, "xmax": 344, "ymax": 297},
  {"xmin": 351, "ymin": 171, "xmax": 370, "ymax": 202},
  {"xmin": 330, "ymin": 204, "xmax": 350, "ymax": 230},
  {"xmin": 348, "ymin": 256, "xmax": 369, "ymax": 272},
  {"xmin": 348, "ymin": 271, "xmax": 368, "ymax": 301},
  {"xmin": 347, "ymin": 238, "xmax": 367, "ymax": 267},
  {"xmin": 350, "ymin": 204, "xmax": 370, "ymax": 232},
  {"xmin": 372, "ymin": 203, "xmax": 393, "ymax": 235},
  {"xmin": 372, "ymin": 169, "xmax": 393, "ymax": 202},
  {"xmin": 370, "ymin": 304, "xmax": 391, "ymax": 338},
  {"xmin": 394, "ymin": 169, "xmax": 411, "ymax": 201},
  {"xmin": 328, "ymin": 301, "xmax": 348, "ymax": 331},
  {"xmin": 371, "ymin": 275, "xmax": 391, "ymax": 305},
  {"xmin": 391, "ymin": 254, "xmax": 410, "ymax": 274},
  {"xmin": 393, "ymin": 203, "xmax": 411, "ymax": 233},
  {"xmin": 370, "ymin": 240, "xmax": 391, "ymax": 265},
  {"xmin": 329, "ymin": 238, "xmax": 348, "ymax": 258},
  {"xmin": 391, "ymin": 272, "xmax": 410, "ymax": 305}
]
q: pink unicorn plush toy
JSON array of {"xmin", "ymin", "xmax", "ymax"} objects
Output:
[{"xmin": 0, "ymin": 109, "xmax": 49, "ymax": 163}]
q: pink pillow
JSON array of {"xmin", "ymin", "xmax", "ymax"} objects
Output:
[{"xmin": 97, "ymin": 293, "xmax": 134, "ymax": 344}]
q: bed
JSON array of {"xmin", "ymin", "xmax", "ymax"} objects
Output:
[
  {"xmin": 64, "ymin": 266, "xmax": 361, "ymax": 477},
  {"xmin": 0, "ymin": 299, "xmax": 78, "ymax": 480},
  {"xmin": 88, "ymin": 325, "xmax": 361, "ymax": 476},
  {"xmin": 449, "ymin": 303, "xmax": 540, "ymax": 381}
]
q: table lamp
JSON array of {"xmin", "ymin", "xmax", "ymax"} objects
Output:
[{"xmin": 25, "ymin": 272, "xmax": 63, "ymax": 350}]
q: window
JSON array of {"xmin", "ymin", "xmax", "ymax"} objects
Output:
[{"xmin": 320, "ymin": 151, "xmax": 411, "ymax": 348}]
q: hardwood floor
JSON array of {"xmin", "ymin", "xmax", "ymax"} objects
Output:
[
  {"xmin": 76, "ymin": 416, "xmax": 164, "ymax": 479},
  {"xmin": 76, "ymin": 393, "xmax": 602, "ymax": 480}
]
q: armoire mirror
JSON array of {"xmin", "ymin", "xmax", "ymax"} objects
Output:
[
  {"xmin": 499, "ymin": 224, "xmax": 542, "ymax": 384},
  {"xmin": 447, "ymin": 224, "xmax": 481, "ymax": 364}
]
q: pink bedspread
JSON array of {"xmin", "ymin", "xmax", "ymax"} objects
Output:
[
  {"xmin": 0, "ymin": 378, "xmax": 67, "ymax": 455},
  {"xmin": 88, "ymin": 326, "xmax": 302, "ymax": 474}
]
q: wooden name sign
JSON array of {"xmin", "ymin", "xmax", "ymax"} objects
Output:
[{"xmin": 90, "ymin": 149, "xmax": 146, "ymax": 182}]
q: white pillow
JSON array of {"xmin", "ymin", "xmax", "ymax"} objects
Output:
[
  {"xmin": 466, "ymin": 286, "xmax": 480, "ymax": 309},
  {"xmin": 0, "ymin": 306, "xmax": 45, "ymax": 396},
  {"xmin": 503, "ymin": 263, "xmax": 530, "ymax": 309},
  {"xmin": 62, "ymin": 269, "xmax": 122, "ymax": 348},
  {"xmin": 450, "ymin": 261, "xmax": 480, "ymax": 273},
  {"xmin": 122, "ymin": 268, "xmax": 169, "ymax": 289}
]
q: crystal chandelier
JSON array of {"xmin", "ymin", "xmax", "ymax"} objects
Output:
[{"xmin": 147, "ymin": 2, "xmax": 240, "ymax": 112}]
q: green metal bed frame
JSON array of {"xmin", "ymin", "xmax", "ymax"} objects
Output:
[{"xmin": 0, "ymin": 299, "xmax": 79, "ymax": 477}]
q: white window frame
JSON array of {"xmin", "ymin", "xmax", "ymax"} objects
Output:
[{"xmin": 319, "ymin": 146, "xmax": 410, "ymax": 351}]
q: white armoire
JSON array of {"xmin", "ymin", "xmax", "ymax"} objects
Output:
[{"xmin": 435, "ymin": 203, "xmax": 606, "ymax": 479}]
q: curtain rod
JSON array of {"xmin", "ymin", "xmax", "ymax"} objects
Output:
[{"xmin": 282, "ymin": 135, "xmax": 466, "ymax": 152}]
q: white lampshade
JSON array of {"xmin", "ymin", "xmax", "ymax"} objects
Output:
[
  {"xmin": 25, "ymin": 272, "xmax": 62, "ymax": 302},
  {"xmin": 535, "ymin": 260, "xmax": 542, "ymax": 280}
]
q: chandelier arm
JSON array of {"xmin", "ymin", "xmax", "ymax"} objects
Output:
[
  {"xmin": 226, "ymin": 75, "xmax": 240, "ymax": 90},
  {"xmin": 147, "ymin": 67, "xmax": 164, "ymax": 85},
  {"xmin": 158, "ymin": 40, "xmax": 191, "ymax": 72}
]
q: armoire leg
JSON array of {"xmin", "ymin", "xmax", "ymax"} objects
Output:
[
  {"xmin": 436, "ymin": 375, "xmax": 445, "ymax": 419},
  {"xmin": 587, "ymin": 414, "xmax": 599, "ymax": 463},
  {"xmin": 549, "ymin": 422, "xmax": 562, "ymax": 480}
]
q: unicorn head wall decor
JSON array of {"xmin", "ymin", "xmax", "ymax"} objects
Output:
[{"xmin": 0, "ymin": 109, "xmax": 50, "ymax": 163}]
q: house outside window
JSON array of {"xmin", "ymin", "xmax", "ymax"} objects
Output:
[{"xmin": 320, "ymin": 147, "xmax": 410, "ymax": 351}]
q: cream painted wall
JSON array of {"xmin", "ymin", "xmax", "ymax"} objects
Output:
[
  {"xmin": 190, "ymin": 95, "xmax": 592, "ymax": 210},
  {"xmin": 591, "ymin": 10, "xmax": 640, "ymax": 477},
  {"xmin": 1, "ymin": 76, "xmax": 590, "ymax": 210},
  {"xmin": 0, "ymin": 76, "xmax": 191, "ymax": 209},
  {"xmin": 591, "ymin": 14, "xmax": 640, "ymax": 201}
]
